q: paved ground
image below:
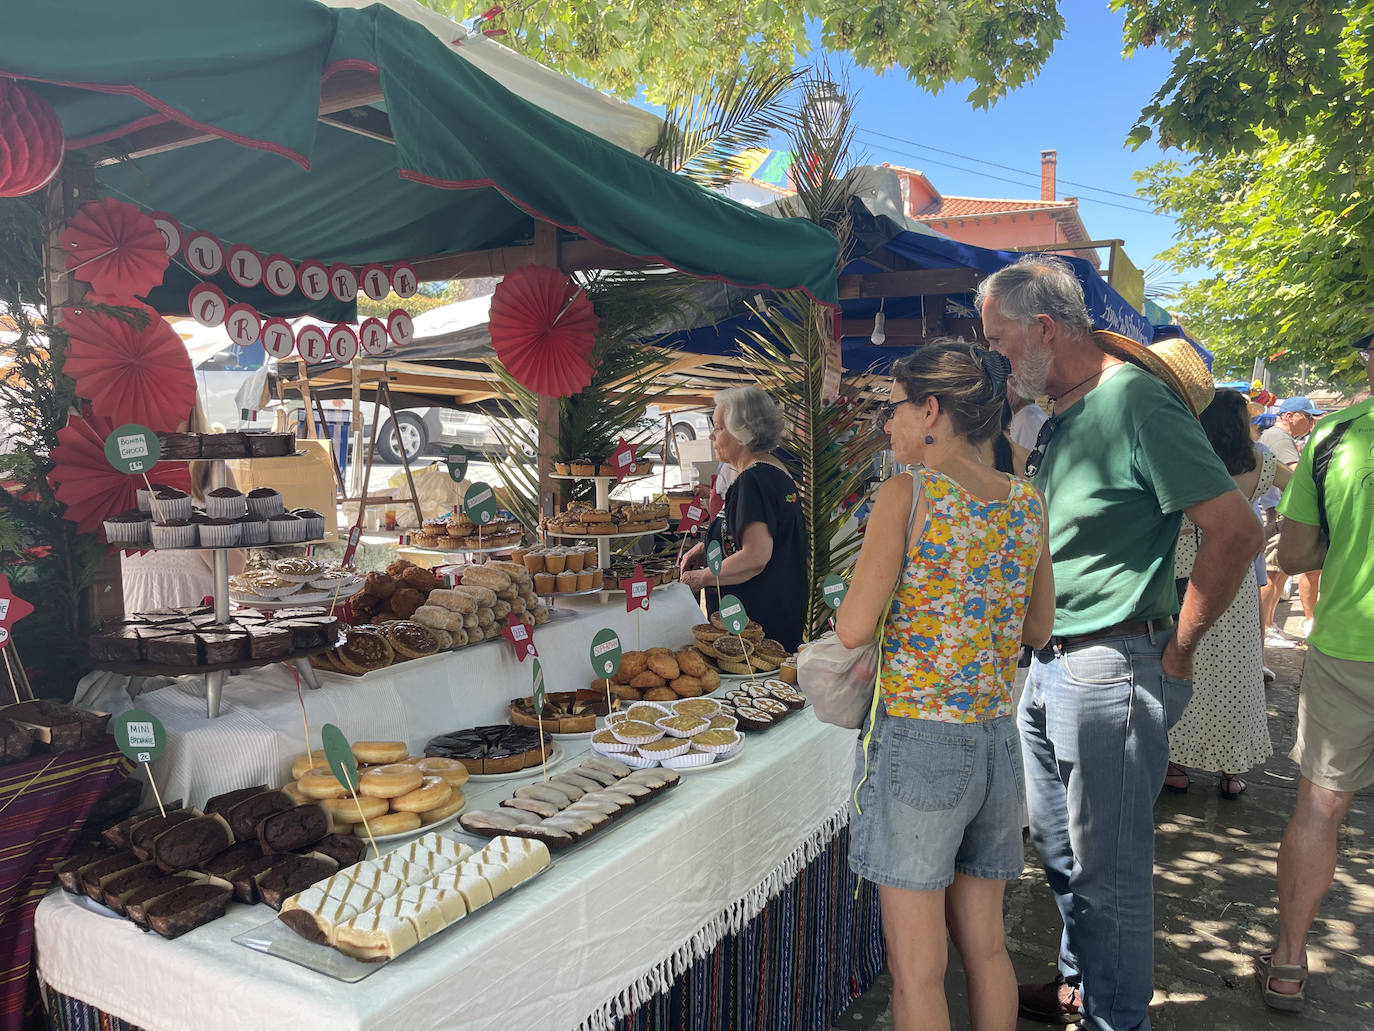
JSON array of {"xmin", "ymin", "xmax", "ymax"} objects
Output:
[{"xmin": 834, "ymin": 599, "xmax": 1374, "ymax": 1031}]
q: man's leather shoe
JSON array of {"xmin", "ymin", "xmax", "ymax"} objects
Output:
[{"xmin": 1017, "ymin": 975, "xmax": 1082, "ymax": 1023}]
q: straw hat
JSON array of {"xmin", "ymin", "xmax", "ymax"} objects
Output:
[{"xmin": 1092, "ymin": 330, "xmax": 1215, "ymax": 417}]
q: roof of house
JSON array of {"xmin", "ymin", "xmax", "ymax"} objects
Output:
[{"xmin": 913, "ymin": 196, "xmax": 1091, "ymax": 239}]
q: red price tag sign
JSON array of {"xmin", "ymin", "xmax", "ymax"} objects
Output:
[
  {"xmin": 707, "ymin": 485, "xmax": 725, "ymax": 519},
  {"xmin": 677, "ymin": 503, "xmax": 705, "ymax": 534},
  {"xmin": 0, "ymin": 575, "xmax": 34, "ymax": 634},
  {"xmin": 341, "ymin": 525, "xmax": 363, "ymax": 565},
  {"xmin": 622, "ymin": 563, "xmax": 653, "ymax": 612},
  {"xmin": 501, "ymin": 616, "xmax": 537, "ymax": 661},
  {"xmin": 610, "ymin": 437, "xmax": 637, "ymax": 483}
]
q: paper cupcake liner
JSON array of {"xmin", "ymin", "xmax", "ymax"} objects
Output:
[
  {"xmin": 103, "ymin": 520, "xmax": 151, "ymax": 545},
  {"xmin": 272, "ymin": 570, "xmax": 320, "ymax": 584},
  {"xmin": 149, "ymin": 523, "xmax": 197, "ymax": 549},
  {"xmin": 205, "ymin": 495, "xmax": 247, "ymax": 520},
  {"xmin": 591, "ymin": 737, "xmax": 636, "ymax": 755},
  {"xmin": 240, "ymin": 522, "xmax": 271, "ymax": 546},
  {"xmin": 609, "ymin": 724, "xmax": 664, "ymax": 746},
  {"xmin": 671, "ymin": 699, "xmax": 721, "ymax": 719},
  {"xmin": 246, "ymin": 494, "xmax": 285, "ymax": 517},
  {"xmin": 715, "ymin": 741, "xmax": 745, "ymax": 759},
  {"xmin": 135, "ymin": 488, "xmax": 156, "ymax": 515},
  {"xmin": 151, "ymin": 496, "xmax": 193, "ymax": 522},
  {"xmin": 689, "ymin": 731, "xmax": 742, "ymax": 755},
  {"xmin": 661, "ymin": 751, "xmax": 716, "ymax": 769},
  {"xmin": 248, "ymin": 583, "xmax": 298, "ymax": 599},
  {"xmin": 637, "ymin": 738, "xmax": 690, "ymax": 760},
  {"xmin": 604, "ymin": 711, "xmax": 630, "ymax": 725},
  {"xmin": 299, "ymin": 517, "xmax": 325, "ymax": 540},
  {"xmin": 705, "ymin": 716, "xmax": 738, "ymax": 732},
  {"xmin": 198, "ymin": 523, "xmax": 242, "ymax": 548},
  {"xmin": 655, "ymin": 717, "xmax": 711, "ymax": 739},
  {"xmin": 268, "ymin": 520, "xmax": 307, "ymax": 543}
]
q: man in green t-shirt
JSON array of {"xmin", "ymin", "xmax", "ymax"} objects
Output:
[
  {"xmin": 1260, "ymin": 340, "xmax": 1374, "ymax": 1013},
  {"xmin": 978, "ymin": 256, "xmax": 1262, "ymax": 1031}
]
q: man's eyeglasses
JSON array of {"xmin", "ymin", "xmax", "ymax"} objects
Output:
[{"xmin": 1024, "ymin": 418, "xmax": 1058, "ymax": 477}]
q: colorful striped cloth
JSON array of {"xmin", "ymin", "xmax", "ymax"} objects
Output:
[{"xmin": 0, "ymin": 742, "xmax": 131, "ymax": 1031}]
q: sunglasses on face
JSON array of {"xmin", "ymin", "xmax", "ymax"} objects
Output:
[{"xmin": 1024, "ymin": 417, "xmax": 1058, "ymax": 477}]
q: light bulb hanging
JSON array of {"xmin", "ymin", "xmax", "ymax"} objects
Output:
[{"xmin": 871, "ymin": 298, "xmax": 886, "ymax": 346}]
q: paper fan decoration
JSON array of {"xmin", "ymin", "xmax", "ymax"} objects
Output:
[
  {"xmin": 488, "ymin": 265, "xmax": 599, "ymax": 397},
  {"xmin": 59, "ymin": 197, "xmax": 169, "ymax": 301},
  {"xmin": 0, "ymin": 78, "xmax": 65, "ymax": 198},
  {"xmin": 61, "ymin": 307, "xmax": 196, "ymax": 432},
  {"xmin": 49, "ymin": 410, "xmax": 192, "ymax": 536}
]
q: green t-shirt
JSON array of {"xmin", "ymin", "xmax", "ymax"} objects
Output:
[
  {"xmin": 1033, "ymin": 365, "xmax": 1238, "ymax": 636},
  {"xmin": 1277, "ymin": 397, "xmax": 1374, "ymax": 661}
]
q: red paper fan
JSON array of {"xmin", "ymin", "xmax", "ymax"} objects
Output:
[
  {"xmin": 59, "ymin": 197, "xmax": 169, "ymax": 301},
  {"xmin": 488, "ymin": 265, "xmax": 599, "ymax": 397},
  {"xmin": 48, "ymin": 410, "xmax": 192, "ymax": 536},
  {"xmin": 61, "ymin": 307, "xmax": 196, "ymax": 432},
  {"xmin": 0, "ymin": 78, "xmax": 65, "ymax": 198}
]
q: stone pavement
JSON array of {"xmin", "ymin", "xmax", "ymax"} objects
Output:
[{"xmin": 834, "ymin": 602, "xmax": 1374, "ymax": 1030}]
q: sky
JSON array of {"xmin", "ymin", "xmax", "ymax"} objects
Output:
[{"xmin": 825, "ymin": 3, "xmax": 1189, "ymax": 289}]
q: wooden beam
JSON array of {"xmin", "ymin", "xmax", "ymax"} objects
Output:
[
  {"xmin": 410, "ymin": 237, "xmax": 653, "ymax": 281},
  {"xmin": 91, "ymin": 68, "xmax": 384, "ymax": 165},
  {"xmin": 836, "ymin": 268, "xmax": 980, "ymax": 300},
  {"xmin": 318, "ymin": 105, "xmax": 394, "ymax": 145}
]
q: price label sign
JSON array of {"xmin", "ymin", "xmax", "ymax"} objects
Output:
[
  {"xmin": 103, "ymin": 424, "xmax": 161, "ymax": 475},
  {"xmin": 464, "ymin": 482, "xmax": 497, "ymax": 525},
  {"xmin": 320, "ymin": 722, "xmax": 359, "ymax": 792},
  {"xmin": 610, "ymin": 437, "xmax": 637, "ymax": 483},
  {"xmin": 677, "ymin": 504, "xmax": 705, "ymax": 534},
  {"xmin": 111, "ymin": 708, "xmax": 167, "ymax": 765},
  {"xmin": 623, "ymin": 564, "xmax": 653, "ymax": 613},
  {"xmin": 445, "ymin": 444, "xmax": 469, "ymax": 483},
  {"xmin": 502, "ymin": 616, "xmax": 537, "ymax": 661},
  {"xmin": 718, "ymin": 594, "xmax": 748, "ymax": 635},
  {"xmin": 342, "ymin": 524, "xmax": 363, "ymax": 565},
  {"xmin": 589, "ymin": 628, "xmax": 623, "ymax": 679},
  {"xmin": 821, "ymin": 574, "xmax": 849, "ymax": 610},
  {"xmin": 531, "ymin": 657, "xmax": 546, "ymax": 716},
  {"xmin": 705, "ymin": 541, "xmax": 724, "ymax": 576}
]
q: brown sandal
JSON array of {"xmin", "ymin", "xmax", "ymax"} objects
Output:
[{"xmin": 1256, "ymin": 953, "xmax": 1307, "ymax": 1012}]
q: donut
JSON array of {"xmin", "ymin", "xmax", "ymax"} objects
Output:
[
  {"xmin": 291, "ymin": 750, "xmax": 330, "ymax": 780},
  {"xmin": 366, "ymin": 810, "xmax": 422, "ymax": 836},
  {"xmin": 414, "ymin": 756, "xmax": 470, "ymax": 789},
  {"xmin": 321, "ymin": 794, "xmax": 389, "ymax": 823},
  {"xmin": 359, "ymin": 763, "xmax": 423, "ymax": 798},
  {"xmin": 297, "ymin": 768, "xmax": 350, "ymax": 799},
  {"xmin": 281, "ymin": 780, "xmax": 310, "ymax": 805},
  {"xmin": 351, "ymin": 740, "xmax": 409, "ymax": 764},
  {"xmin": 389, "ymin": 776, "xmax": 452, "ymax": 813},
  {"xmin": 418, "ymin": 789, "xmax": 467, "ymax": 825}
]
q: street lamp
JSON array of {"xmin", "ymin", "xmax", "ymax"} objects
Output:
[{"xmin": 803, "ymin": 80, "xmax": 845, "ymax": 148}]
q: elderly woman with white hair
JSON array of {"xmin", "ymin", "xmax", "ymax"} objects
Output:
[{"xmin": 678, "ymin": 385, "xmax": 807, "ymax": 650}]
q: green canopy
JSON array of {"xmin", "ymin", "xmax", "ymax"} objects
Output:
[{"xmin": 2, "ymin": 0, "xmax": 839, "ymax": 314}]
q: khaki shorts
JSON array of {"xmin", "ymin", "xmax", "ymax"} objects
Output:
[
  {"xmin": 1264, "ymin": 529, "xmax": 1284, "ymax": 580},
  {"xmin": 1291, "ymin": 646, "xmax": 1374, "ymax": 792}
]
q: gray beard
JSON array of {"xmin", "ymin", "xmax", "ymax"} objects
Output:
[{"xmin": 1010, "ymin": 339, "xmax": 1053, "ymax": 400}]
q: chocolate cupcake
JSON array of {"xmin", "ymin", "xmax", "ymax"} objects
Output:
[
  {"xmin": 268, "ymin": 512, "xmax": 305, "ymax": 543},
  {"xmin": 246, "ymin": 487, "xmax": 284, "ymax": 517},
  {"xmin": 205, "ymin": 486, "xmax": 246, "ymax": 520},
  {"xmin": 149, "ymin": 488, "xmax": 192, "ymax": 523},
  {"xmin": 243, "ymin": 431, "xmax": 295, "ymax": 457},
  {"xmin": 290, "ymin": 507, "xmax": 325, "ymax": 540},
  {"xmin": 239, "ymin": 513, "xmax": 270, "ymax": 545},
  {"xmin": 149, "ymin": 519, "xmax": 196, "ymax": 550},
  {"xmin": 103, "ymin": 510, "xmax": 151, "ymax": 546},
  {"xmin": 155, "ymin": 432, "xmax": 201, "ymax": 460},
  {"xmin": 199, "ymin": 432, "xmax": 248, "ymax": 459},
  {"xmin": 199, "ymin": 518, "xmax": 242, "ymax": 548},
  {"xmin": 136, "ymin": 483, "xmax": 175, "ymax": 514}
]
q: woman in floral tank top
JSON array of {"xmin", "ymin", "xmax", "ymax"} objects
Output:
[{"xmin": 836, "ymin": 342, "xmax": 1054, "ymax": 1031}]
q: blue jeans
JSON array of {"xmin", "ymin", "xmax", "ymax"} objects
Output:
[{"xmin": 1019, "ymin": 629, "xmax": 1194, "ymax": 1031}]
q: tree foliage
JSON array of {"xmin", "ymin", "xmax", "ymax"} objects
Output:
[{"xmin": 430, "ymin": 0, "xmax": 1063, "ymax": 108}]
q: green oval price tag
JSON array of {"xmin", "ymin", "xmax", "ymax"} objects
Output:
[
  {"xmin": 821, "ymin": 574, "xmax": 848, "ymax": 610},
  {"xmin": 718, "ymin": 594, "xmax": 748, "ymax": 634},
  {"xmin": 705, "ymin": 541, "xmax": 723, "ymax": 576},
  {"xmin": 320, "ymin": 723, "xmax": 360, "ymax": 793},
  {"xmin": 464, "ymin": 481, "xmax": 498, "ymax": 525},
  {"xmin": 531, "ymin": 657, "xmax": 546, "ymax": 716},
  {"xmin": 104, "ymin": 423, "xmax": 161, "ymax": 475},
  {"xmin": 589, "ymin": 627, "xmax": 623, "ymax": 679},
  {"xmin": 445, "ymin": 444, "xmax": 469, "ymax": 483},
  {"xmin": 111, "ymin": 708, "xmax": 166, "ymax": 765}
]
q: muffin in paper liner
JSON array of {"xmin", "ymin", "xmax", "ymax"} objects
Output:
[
  {"xmin": 661, "ymin": 750, "xmax": 716, "ymax": 770},
  {"xmin": 688, "ymin": 729, "xmax": 742, "ymax": 755},
  {"xmin": 246, "ymin": 488, "xmax": 284, "ymax": 517},
  {"xmin": 608, "ymin": 720, "xmax": 663, "ymax": 746},
  {"xmin": 103, "ymin": 514, "xmax": 151, "ymax": 546},
  {"xmin": 149, "ymin": 522, "xmax": 196, "ymax": 549},
  {"xmin": 268, "ymin": 515, "xmax": 307, "ymax": 543},
  {"xmin": 297, "ymin": 516, "xmax": 326, "ymax": 540},
  {"xmin": 591, "ymin": 730, "xmax": 635, "ymax": 754},
  {"xmin": 150, "ymin": 494, "xmax": 193, "ymax": 523},
  {"xmin": 198, "ymin": 521, "xmax": 242, "ymax": 548},
  {"xmin": 240, "ymin": 517, "xmax": 270, "ymax": 546},
  {"xmin": 636, "ymin": 737, "xmax": 689, "ymax": 760},
  {"xmin": 205, "ymin": 490, "xmax": 246, "ymax": 520},
  {"xmin": 655, "ymin": 714, "xmax": 709, "ymax": 739},
  {"xmin": 616, "ymin": 750, "xmax": 661, "ymax": 769}
]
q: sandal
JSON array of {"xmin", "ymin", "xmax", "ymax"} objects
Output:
[
  {"xmin": 1163, "ymin": 762, "xmax": 1190, "ymax": 794},
  {"xmin": 1219, "ymin": 773, "xmax": 1247, "ymax": 800},
  {"xmin": 1256, "ymin": 953, "xmax": 1307, "ymax": 1012}
]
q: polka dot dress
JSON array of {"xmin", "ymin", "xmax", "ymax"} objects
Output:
[{"xmin": 1168, "ymin": 451, "xmax": 1275, "ymax": 773}]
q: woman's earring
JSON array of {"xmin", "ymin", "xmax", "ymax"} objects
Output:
[{"xmin": 924, "ymin": 434, "xmax": 935, "ymax": 445}]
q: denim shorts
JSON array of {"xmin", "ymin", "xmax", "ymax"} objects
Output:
[{"xmin": 849, "ymin": 705, "xmax": 1024, "ymax": 891}]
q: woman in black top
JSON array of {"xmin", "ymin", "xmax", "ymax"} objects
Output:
[{"xmin": 678, "ymin": 386, "xmax": 807, "ymax": 651}]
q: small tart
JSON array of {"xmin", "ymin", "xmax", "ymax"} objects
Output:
[
  {"xmin": 625, "ymin": 703, "xmax": 669, "ymax": 724},
  {"xmin": 690, "ymin": 728, "xmax": 741, "ymax": 753},
  {"xmin": 672, "ymin": 698, "xmax": 719, "ymax": 719},
  {"xmin": 662, "ymin": 750, "xmax": 715, "ymax": 769},
  {"xmin": 637, "ymin": 737, "xmax": 690, "ymax": 758},
  {"xmin": 608, "ymin": 720, "xmax": 663, "ymax": 745},
  {"xmin": 591, "ymin": 729, "xmax": 634, "ymax": 753},
  {"xmin": 656, "ymin": 714, "xmax": 708, "ymax": 738},
  {"xmin": 707, "ymin": 714, "xmax": 738, "ymax": 730}
]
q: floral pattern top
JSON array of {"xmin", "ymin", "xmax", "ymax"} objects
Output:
[{"xmin": 880, "ymin": 468, "xmax": 1044, "ymax": 722}]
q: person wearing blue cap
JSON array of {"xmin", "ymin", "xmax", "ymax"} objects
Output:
[{"xmin": 1259, "ymin": 397, "xmax": 1324, "ymax": 645}]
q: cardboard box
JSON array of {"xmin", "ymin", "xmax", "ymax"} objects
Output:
[{"xmin": 226, "ymin": 438, "xmax": 338, "ymax": 538}]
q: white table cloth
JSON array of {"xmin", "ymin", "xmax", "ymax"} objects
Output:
[{"xmin": 36, "ymin": 712, "xmax": 856, "ymax": 1031}]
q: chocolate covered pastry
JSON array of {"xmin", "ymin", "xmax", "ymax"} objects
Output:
[
  {"xmin": 145, "ymin": 883, "xmax": 233, "ymax": 940},
  {"xmin": 311, "ymin": 833, "xmax": 368, "ymax": 868},
  {"xmin": 256, "ymin": 803, "xmax": 328, "ymax": 854},
  {"xmin": 124, "ymin": 873, "xmax": 203, "ymax": 928},
  {"xmin": 129, "ymin": 809, "xmax": 201, "ymax": 860},
  {"xmin": 152, "ymin": 814, "xmax": 235, "ymax": 872},
  {"xmin": 204, "ymin": 785, "xmax": 268, "ymax": 818},
  {"xmin": 225, "ymin": 789, "xmax": 294, "ymax": 841},
  {"xmin": 254, "ymin": 853, "xmax": 338, "ymax": 910}
]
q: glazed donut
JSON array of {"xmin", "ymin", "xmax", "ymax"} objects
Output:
[
  {"xmin": 367, "ymin": 810, "xmax": 421, "ymax": 836},
  {"xmin": 298, "ymin": 767, "xmax": 350, "ymax": 799},
  {"xmin": 321, "ymin": 794, "xmax": 389, "ymax": 823},
  {"xmin": 414, "ymin": 756, "xmax": 471, "ymax": 789},
  {"xmin": 389, "ymin": 776, "xmax": 452, "ymax": 813},
  {"xmin": 419, "ymin": 788, "xmax": 466, "ymax": 824},
  {"xmin": 351, "ymin": 740, "xmax": 409, "ymax": 765},
  {"xmin": 358, "ymin": 763, "xmax": 423, "ymax": 798},
  {"xmin": 281, "ymin": 780, "xmax": 310, "ymax": 805},
  {"xmin": 291, "ymin": 750, "xmax": 330, "ymax": 780}
]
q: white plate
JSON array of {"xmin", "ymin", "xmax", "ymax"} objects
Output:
[
  {"xmin": 348, "ymin": 807, "xmax": 463, "ymax": 846},
  {"xmin": 462, "ymin": 743, "xmax": 565, "ymax": 781}
]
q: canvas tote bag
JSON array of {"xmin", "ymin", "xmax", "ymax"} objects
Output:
[{"xmin": 797, "ymin": 474, "xmax": 922, "ymax": 728}]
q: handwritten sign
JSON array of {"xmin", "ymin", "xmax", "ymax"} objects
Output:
[
  {"xmin": 718, "ymin": 594, "xmax": 748, "ymax": 634},
  {"xmin": 589, "ymin": 628, "xmax": 623, "ymax": 679},
  {"xmin": 111, "ymin": 709, "xmax": 167, "ymax": 765},
  {"xmin": 622, "ymin": 564, "xmax": 652, "ymax": 613},
  {"xmin": 677, "ymin": 503, "xmax": 705, "ymax": 534},
  {"xmin": 445, "ymin": 444, "xmax": 469, "ymax": 483},
  {"xmin": 705, "ymin": 541, "xmax": 723, "ymax": 576},
  {"xmin": 502, "ymin": 616, "xmax": 537, "ymax": 661},
  {"xmin": 610, "ymin": 438, "xmax": 637, "ymax": 483},
  {"xmin": 464, "ymin": 482, "xmax": 497, "ymax": 524},
  {"xmin": 103, "ymin": 424, "xmax": 161, "ymax": 475},
  {"xmin": 821, "ymin": 574, "xmax": 848, "ymax": 610}
]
